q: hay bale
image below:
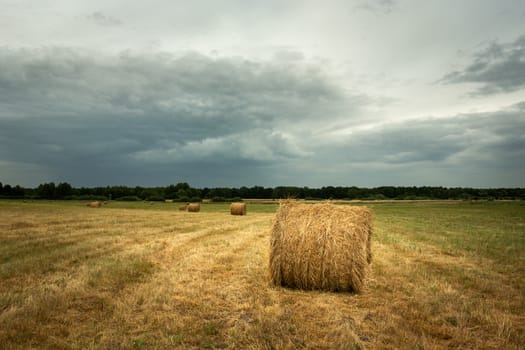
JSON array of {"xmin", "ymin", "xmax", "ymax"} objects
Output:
[
  {"xmin": 86, "ymin": 201, "xmax": 102, "ymax": 208},
  {"xmin": 230, "ymin": 202, "xmax": 247, "ymax": 216},
  {"xmin": 187, "ymin": 203, "xmax": 200, "ymax": 212},
  {"xmin": 165, "ymin": 199, "xmax": 174, "ymax": 203},
  {"xmin": 178, "ymin": 204, "xmax": 188, "ymax": 211},
  {"xmin": 269, "ymin": 200, "xmax": 372, "ymax": 293}
]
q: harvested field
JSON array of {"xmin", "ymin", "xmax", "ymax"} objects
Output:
[{"xmin": 0, "ymin": 200, "xmax": 524, "ymax": 349}]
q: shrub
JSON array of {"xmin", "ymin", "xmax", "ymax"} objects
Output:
[
  {"xmin": 146, "ymin": 195, "xmax": 165, "ymax": 201},
  {"xmin": 177, "ymin": 196, "xmax": 190, "ymax": 203},
  {"xmin": 69, "ymin": 195, "xmax": 108, "ymax": 201},
  {"xmin": 115, "ymin": 196, "xmax": 142, "ymax": 201}
]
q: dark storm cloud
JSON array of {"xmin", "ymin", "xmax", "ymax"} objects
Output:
[
  {"xmin": 442, "ymin": 35, "xmax": 525, "ymax": 95},
  {"xmin": 0, "ymin": 47, "xmax": 356, "ymax": 186}
]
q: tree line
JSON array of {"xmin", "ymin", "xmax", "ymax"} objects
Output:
[{"xmin": 0, "ymin": 181, "xmax": 523, "ymax": 201}]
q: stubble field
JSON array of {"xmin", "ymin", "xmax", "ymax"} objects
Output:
[{"xmin": 0, "ymin": 200, "xmax": 524, "ymax": 349}]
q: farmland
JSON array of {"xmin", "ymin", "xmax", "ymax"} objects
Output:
[{"xmin": 0, "ymin": 200, "xmax": 524, "ymax": 349}]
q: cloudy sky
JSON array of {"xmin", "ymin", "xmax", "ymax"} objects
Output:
[{"xmin": 1, "ymin": 0, "xmax": 524, "ymax": 188}]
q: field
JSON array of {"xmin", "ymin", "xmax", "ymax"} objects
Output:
[{"xmin": 0, "ymin": 200, "xmax": 524, "ymax": 349}]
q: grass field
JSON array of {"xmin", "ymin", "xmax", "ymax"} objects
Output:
[{"xmin": 0, "ymin": 200, "xmax": 524, "ymax": 349}]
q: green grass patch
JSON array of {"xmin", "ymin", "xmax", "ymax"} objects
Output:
[{"xmin": 371, "ymin": 202, "xmax": 525, "ymax": 262}]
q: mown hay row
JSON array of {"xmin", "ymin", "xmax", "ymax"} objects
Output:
[
  {"xmin": 230, "ymin": 202, "xmax": 247, "ymax": 216},
  {"xmin": 269, "ymin": 200, "xmax": 372, "ymax": 293}
]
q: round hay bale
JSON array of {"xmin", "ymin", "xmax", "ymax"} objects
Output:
[
  {"xmin": 178, "ymin": 204, "xmax": 188, "ymax": 211},
  {"xmin": 230, "ymin": 202, "xmax": 247, "ymax": 216},
  {"xmin": 187, "ymin": 203, "xmax": 200, "ymax": 212},
  {"xmin": 86, "ymin": 201, "xmax": 102, "ymax": 208},
  {"xmin": 164, "ymin": 199, "xmax": 174, "ymax": 203},
  {"xmin": 269, "ymin": 200, "xmax": 372, "ymax": 293}
]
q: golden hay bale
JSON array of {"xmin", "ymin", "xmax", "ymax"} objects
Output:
[
  {"xmin": 178, "ymin": 204, "xmax": 188, "ymax": 211},
  {"xmin": 187, "ymin": 203, "xmax": 200, "ymax": 212},
  {"xmin": 164, "ymin": 199, "xmax": 174, "ymax": 203},
  {"xmin": 86, "ymin": 201, "xmax": 102, "ymax": 208},
  {"xmin": 269, "ymin": 200, "xmax": 372, "ymax": 293},
  {"xmin": 230, "ymin": 202, "xmax": 247, "ymax": 216}
]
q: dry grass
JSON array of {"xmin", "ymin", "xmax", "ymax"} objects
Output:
[
  {"xmin": 270, "ymin": 200, "xmax": 372, "ymax": 292},
  {"xmin": 0, "ymin": 200, "xmax": 523, "ymax": 349}
]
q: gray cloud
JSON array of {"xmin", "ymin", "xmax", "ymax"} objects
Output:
[
  {"xmin": 298, "ymin": 103, "xmax": 525, "ymax": 186},
  {"xmin": 1, "ymin": 46, "xmax": 523, "ymax": 187},
  {"xmin": 2, "ymin": 1, "xmax": 525, "ymax": 188},
  {"xmin": 0, "ymin": 47, "xmax": 359, "ymax": 186},
  {"xmin": 442, "ymin": 35, "xmax": 525, "ymax": 95}
]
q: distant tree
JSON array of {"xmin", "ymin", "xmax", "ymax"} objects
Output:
[
  {"xmin": 209, "ymin": 188, "xmax": 232, "ymax": 199},
  {"xmin": 3, "ymin": 184, "xmax": 12, "ymax": 196},
  {"xmin": 273, "ymin": 186, "xmax": 303, "ymax": 198},
  {"xmin": 140, "ymin": 188, "xmax": 163, "ymax": 200},
  {"xmin": 11, "ymin": 185, "xmax": 25, "ymax": 198},
  {"xmin": 115, "ymin": 195, "xmax": 142, "ymax": 201},
  {"xmin": 174, "ymin": 182, "xmax": 190, "ymax": 192},
  {"xmin": 56, "ymin": 182, "xmax": 73, "ymax": 199},
  {"xmin": 164, "ymin": 184, "xmax": 178, "ymax": 199},
  {"xmin": 173, "ymin": 182, "xmax": 191, "ymax": 199},
  {"xmin": 201, "ymin": 187, "xmax": 210, "ymax": 199},
  {"xmin": 37, "ymin": 182, "xmax": 56, "ymax": 199},
  {"xmin": 346, "ymin": 186, "xmax": 362, "ymax": 199},
  {"xmin": 108, "ymin": 186, "xmax": 134, "ymax": 199}
]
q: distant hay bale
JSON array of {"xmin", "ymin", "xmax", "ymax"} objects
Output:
[
  {"xmin": 164, "ymin": 199, "xmax": 174, "ymax": 203},
  {"xmin": 230, "ymin": 202, "xmax": 247, "ymax": 216},
  {"xmin": 187, "ymin": 203, "xmax": 200, "ymax": 212},
  {"xmin": 86, "ymin": 201, "xmax": 102, "ymax": 208},
  {"xmin": 178, "ymin": 204, "xmax": 188, "ymax": 211},
  {"xmin": 269, "ymin": 200, "xmax": 372, "ymax": 293}
]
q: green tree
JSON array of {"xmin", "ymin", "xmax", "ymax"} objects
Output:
[
  {"xmin": 37, "ymin": 182, "xmax": 56, "ymax": 199},
  {"xmin": 56, "ymin": 182, "xmax": 73, "ymax": 199}
]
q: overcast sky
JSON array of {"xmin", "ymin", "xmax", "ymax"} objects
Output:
[{"xmin": 1, "ymin": 0, "xmax": 524, "ymax": 188}]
